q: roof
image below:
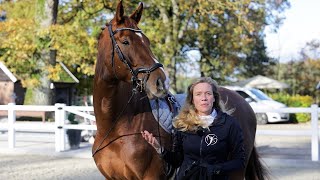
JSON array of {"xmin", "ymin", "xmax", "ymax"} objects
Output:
[
  {"xmin": 0, "ymin": 62, "xmax": 17, "ymax": 82},
  {"xmin": 233, "ymin": 75, "xmax": 289, "ymax": 89},
  {"xmin": 57, "ymin": 62, "xmax": 79, "ymax": 83},
  {"xmin": 223, "ymin": 86, "xmax": 250, "ymax": 91},
  {"xmin": 0, "ymin": 61, "xmax": 79, "ymax": 84}
]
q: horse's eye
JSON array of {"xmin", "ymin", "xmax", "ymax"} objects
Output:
[{"xmin": 122, "ymin": 40, "xmax": 129, "ymax": 45}]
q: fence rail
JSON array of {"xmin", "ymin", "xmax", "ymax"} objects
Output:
[{"xmin": 0, "ymin": 103, "xmax": 319, "ymax": 161}]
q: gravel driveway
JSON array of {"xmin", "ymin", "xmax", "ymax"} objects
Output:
[
  {"xmin": 0, "ymin": 123, "xmax": 319, "ymax": 180},
  {"xmin": 1, "ymin": 153, "xmax": 319, "ymax": 180},
  {"xmin": 0, "ymin": 154, "xmax": 104, "ymax": 180}
]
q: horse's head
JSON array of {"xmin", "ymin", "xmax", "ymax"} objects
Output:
[{"xmin": 97, "ymin": 1, "xmax": 169, "ymax": 99}]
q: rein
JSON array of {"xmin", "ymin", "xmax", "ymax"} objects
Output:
[
  {"xmin": 92, "ymin": 89, "xmax": 136, "ymax": 157},
  {"xmin": 93, "ymin": 23, "xmax": 169, "ymax": 177},
  {"xmin": 107, "ymin": 24, "xmax": 163, "ymax": 92},
  {"xmin": 92, "ymin": 89, "xmax": 165, "ymax": 157},
  {"xmin": 93, "ymin": 24, "xmax": 165, "ymax": 156},
  {"xmin": 92, "ymin": 89, "xmax": 167, "ymax": 158}
]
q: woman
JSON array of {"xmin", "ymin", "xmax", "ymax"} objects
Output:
[{"xmin": 142, "ymin": 77, "xmax": 245, "ymax": 180}]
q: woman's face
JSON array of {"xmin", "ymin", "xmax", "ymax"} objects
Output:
[{"xmin": 192, "ymin": 82, "xmax": 215, "ymax": 116}]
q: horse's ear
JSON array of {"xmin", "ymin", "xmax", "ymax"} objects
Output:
[
  {"xmin": 129, "ymin": 2, "xmax": 143, "ymax": 24},
  {"xmin": 116, "ymin": 0, "xmax": 125, "ymax": 24}
]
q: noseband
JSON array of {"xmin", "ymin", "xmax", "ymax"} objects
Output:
[{"xmin": 108, "ymin": 24, "xmax": 163, "ymax": 92}]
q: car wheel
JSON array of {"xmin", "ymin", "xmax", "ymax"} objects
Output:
[{"xmin": 256, "ymin": 113, "xmax": 268, "ymax": 125}]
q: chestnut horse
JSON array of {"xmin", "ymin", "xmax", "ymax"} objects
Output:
[{"xmin": 93, "ymin": 1, "xmax": 267, "ymax": 180}]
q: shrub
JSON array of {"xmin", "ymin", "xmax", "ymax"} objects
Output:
[
  {"xmin": 269, "ymin": 93, "xmax": 290, "ymax": 105},
  {"xmin": 269, "ymin": 93, "xmax": 313, "ymax": 123}
]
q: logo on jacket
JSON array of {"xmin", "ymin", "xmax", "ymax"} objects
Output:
[{"xmin": 205, "ymin": 134, "xmax": 218, "ymax": 146}]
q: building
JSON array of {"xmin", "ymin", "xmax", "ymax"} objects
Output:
[
  {"xmin": 0, "ymin": 61, "xmax": 79, "ymax": 105},
  {"xmin": 0, "ymin": 62, "xmax": 25, "ymax": 105},
  {"xmin": 53, "ymin": 62, "xmax": 79, "ymax": 105}
]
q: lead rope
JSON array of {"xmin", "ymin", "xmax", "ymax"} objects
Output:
[
  {"xmin": 92, "ymin": 89, "xmax": 137, "ymax": 157},
  {"xmin": 155, "ymin": 98, "xmax": 164, "ymax": 174},
  {"xmin": 156, "ymin": 98, "xmax": 171, "ymax": 177},
  {"xmin": 155, "ymin": 98, "xmax": 162, "ymax": 152}
]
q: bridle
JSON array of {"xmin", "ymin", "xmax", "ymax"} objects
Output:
[
  {"xmin": 107, "ymin": 23, "xmax": 163, "ymax": 92},
  {"xmin": 92, "ymin": 23, "xmax": 166, "ymax": 158}
]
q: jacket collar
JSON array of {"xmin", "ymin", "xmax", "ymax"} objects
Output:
[{"xmin": 210, "ymin": 109, "xmax": 226, "ymax": 126}]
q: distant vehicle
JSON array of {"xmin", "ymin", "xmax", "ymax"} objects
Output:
[{"xmin": 224, "ymin": 86, "xmax": 290, "ymax": 124}]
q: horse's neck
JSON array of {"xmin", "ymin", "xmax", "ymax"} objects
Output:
[
  {"xmin": 93, "ymin": 78, "xmax": 117, "ymax": 129},
  {"xmin": 94, "ymin": 80, "xmax": 147, "ymax": 125}
]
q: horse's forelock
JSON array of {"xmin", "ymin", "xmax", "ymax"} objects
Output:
[{"xmin": 124, "ymin": 16, "xmax": 139, "ymax": 29}]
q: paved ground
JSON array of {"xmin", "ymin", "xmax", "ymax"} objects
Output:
[
  {"xmin": 0, "ymin": 154, "xmax": 104, "ymax": 180},
  {"xmin": 0, "ymin": 122, "xmax": 319, "ymax": 180},
  {"xmin": 255, "ymin": 123, "xmax": 320, "ymax": 180}
]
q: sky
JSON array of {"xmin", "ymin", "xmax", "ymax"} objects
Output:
[{"xmin": 264, "ymin": 0, "xmax": 320, "ymax": 62}]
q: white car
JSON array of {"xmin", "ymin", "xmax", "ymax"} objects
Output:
[{"xmin": 224, "ymin": 86, "xmax": 290, "ymax": 124}]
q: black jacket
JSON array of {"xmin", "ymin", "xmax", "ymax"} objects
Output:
[{"xmin": 161, "ymin": 110, "xmax": 246, "ymax": 180}]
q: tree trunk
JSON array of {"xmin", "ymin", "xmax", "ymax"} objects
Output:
[{"xmin": 32, "ymin": 0, "xmax": 58, "ymax": 105}]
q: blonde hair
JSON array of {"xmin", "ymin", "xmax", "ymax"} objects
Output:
[{"xmin": 173, "ymin": 77, "xmax": 233, "ymax": 132}]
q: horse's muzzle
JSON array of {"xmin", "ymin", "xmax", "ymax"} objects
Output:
[{"xmin": 146, "ymin": 77, "xmax": 168, "ymax": 99}]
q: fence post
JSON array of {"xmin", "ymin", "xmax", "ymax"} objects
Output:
[
  {"xmin": 311, "ymin": 104, "xmax": 319, "ymax": 161},
  {"xmin": 55, "ymin": 103, "xmax": 66, "ymax": 152},
  {"xmin": 8, "ymin": 103, "xmax": 16, "ymax": 148}
]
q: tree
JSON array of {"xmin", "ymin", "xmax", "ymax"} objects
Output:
[
  {"xmin": 240, "ymin": 34, "xmax": 277, "ymax": 78},
  {"xmin": 194, "ymin": 0, "xmax": 290, "ymax": 84},
  {"xmin": 281, "ymin": 59, "xmax": 320, "ymax": 97},
  {"xmin": 32, "ymin": 0, "xmax": 59, "ymax": 105},
  {"xmin": 300, "ymin": 39, "xmax": 320, "ymax": 60},
  {"xmin": 143, "ymin": 0, "xmax": 290, "ymax": 89},
  {"xmin": 277, "ymin": 39, "xmax": 320, "ymax": 101},
  {"xmin": 0, "ymin": 0, "xmax": 102, "ymax": 100},
  {"xmin": 0, "ymin": 1, "xmax": 291, "ymax": 95}
]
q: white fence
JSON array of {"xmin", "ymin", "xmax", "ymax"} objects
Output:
[
  {"xmin": 0, "ymin": 103, "xmax": 96, "ymax": 152},
  {"xmin": 0, "ymin": 103, "xmax": 319, "ymax": 161},
  {"xmin": 253, "ymin": 104, "xmax": 319, "ymax": 161}
]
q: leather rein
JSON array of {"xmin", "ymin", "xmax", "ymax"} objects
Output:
[{"xmin": 92, "ymin": 23, "xmax": 164, "ymax": 157}]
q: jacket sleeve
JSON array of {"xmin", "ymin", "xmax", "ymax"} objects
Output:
[
  {"xmin": 209, "ymin": 116, "xmax": 246, "ymax": 175},
  {"xmin": 160, "ymin": 130, "xmax": 184, "ymax": 168}
]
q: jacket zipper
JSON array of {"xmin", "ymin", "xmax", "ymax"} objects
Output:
[{"xmin": 200, "ymin": 135, "xmax": 204, "ymax": 162}]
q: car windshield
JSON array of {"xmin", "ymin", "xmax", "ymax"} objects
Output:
[{"xmin": 249, "ymin": 89, "xmax": 271, "ymax": 100}]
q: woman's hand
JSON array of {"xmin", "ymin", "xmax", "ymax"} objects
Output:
[{"xmin": 141, "ymin": 130, "xmax": 161, "ymax": 151}]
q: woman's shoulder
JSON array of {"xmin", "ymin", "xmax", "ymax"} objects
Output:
[
  {"xmin": 216, "ymin": 110, "xmax": 235, "ymax": 122},
  {"xmin": 219, "ymin": 111, "xmax": 241, "ymax": 127}
]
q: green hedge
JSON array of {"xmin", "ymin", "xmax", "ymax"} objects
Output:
[
  {"xmin": 23, "ymin": 88, "xmax": 33, "ymax": 105},
  {"xmin": 269, "ymin": 93, "xmax": 313, "ymax": 123}
]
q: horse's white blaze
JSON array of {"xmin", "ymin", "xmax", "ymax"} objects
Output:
[
  {"xmin": 152, "ymin": 57, "xmax": 160, "ymax": 63},
  {"xmin": 135, "ymin": 32, "xmax": 144, "ymax": 43}
]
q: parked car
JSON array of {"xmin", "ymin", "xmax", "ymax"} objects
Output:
[{"xmin": 224, "ymin": 86, "xmax": 290, "ymax": 124}]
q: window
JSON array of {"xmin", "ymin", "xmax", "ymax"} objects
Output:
[
  {"xmin": 249, "ymin": 89, "xmax": 271, "ymax": 100},
  {"xmin": 236, "ymin": 91, "xmax": 250, "ymax": 99}
]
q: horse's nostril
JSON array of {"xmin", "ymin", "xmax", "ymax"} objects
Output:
[{"xmin": 156, "ymin": 78, "xmax": 164, "ymax": 91}]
